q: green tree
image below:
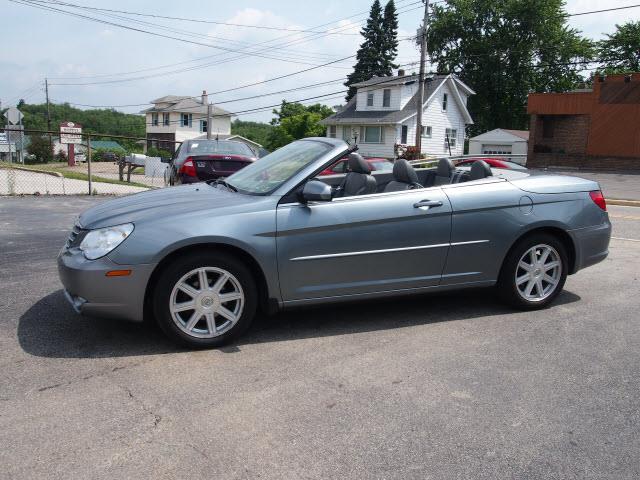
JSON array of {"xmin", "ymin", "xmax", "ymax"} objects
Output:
[
  {"xmin": 427, "ymin": 0, "xmax": 594, "ymax": 134},
  {"xmin": 344, "ymin": 0, "xmax": 386, "ymax": 101},
  {"xmin": 27, "ymin": 135, "xmax": 53, "ymax": 163},
  {"xmin": 19, "ymin": 102, "xmax": 146, "ymax": 151},
  {"xmin": 381, "ymin": 0, "xmax": 399, "ymax": 74},
  {"xmin": 265, "ymin": 101, "xmax": 334, "ymax": 150},
  {"xmin": 598, "ymin": 21, "xmax": 640, "ymax": 73},
  {"xmin": 230, "ymin": 119, "xmax": 273, "ymax": 146}
]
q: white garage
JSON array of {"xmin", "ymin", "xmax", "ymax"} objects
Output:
[{"xmin": 468, "ymin": 128, "xmax": 529, "ymax": 157}]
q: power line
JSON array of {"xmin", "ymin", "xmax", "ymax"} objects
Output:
[
  {"xmin": 42, "ymin": 2, "xmax": 424, "ymax": 86},
  {"xmin": 567, "ymin": 4, "xmax": 640, "ymax": 16},
  {"xmin": 39, "ymin": 0, "xmax": 422, "ymax": 85},
  {"xmin": 12, "ymin": 0, "xmax": 357, "ymax": 69},
  {"xmin": 30, "ymin": 0, "xmax": 365, "ymax": 35}
]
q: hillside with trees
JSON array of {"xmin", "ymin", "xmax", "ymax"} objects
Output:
[
  {"xmin": 14, "ymin": 101, "xmax": 145, "ymax": 150},
  {"xmin": 230, "ymin": 119, "xmax": 273, "ymax": 147}
]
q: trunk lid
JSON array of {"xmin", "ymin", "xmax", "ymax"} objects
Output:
[
  {"xmin": 510, "ymin": 174, "xmax": 600, "ymax": 194},
  {"xmin": 189, "ymin": 154, "xmax": 254, "ymax": 180}
]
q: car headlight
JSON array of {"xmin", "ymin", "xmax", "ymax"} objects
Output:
[{"xmin": 79, "ymin": 223, "xmax": 134, "ymax": 260}]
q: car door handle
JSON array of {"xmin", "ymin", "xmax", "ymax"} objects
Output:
[{"xmin": 413, "ymin": 199, "xmax": 443, "ymax": 209}]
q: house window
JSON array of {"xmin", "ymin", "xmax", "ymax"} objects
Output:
[
  {"xmin": 200, "ymin": 120, "xmax": 208, "ymax": 133},
  {"xmin": 445, "ymin": 128, "xmax": 457, "ymax": 148},
  {"xmin": 383, "ymin": 89, "xmax": 391, "ymax": 107},
  {"xmin": 181, "ymin": 113, "xmax": 192, "ymax": 127},
  {"xmin": 342, "ymin": 126, "xmax": 352, "ymax": 142},
  {"xmin": 367, "ymin": 92, "xmax": 374, "ymax": 107},
  {"xmin": 162, "ymin": 113, "xmax": 170, "ymax": 126},
  {"xmin": 442, "ymin": 93, "xmax": 448, "ymax": 111},
  {"xmin": 151, "ymin": 113, "xmax": 159, "ymax": 126},
  {"xmin": 421, "ymin": 126, "xmax": 432, "ymax": 138},
  {"xmin": 328, "ymin": 125, "xmax": 337, "ymax": 138},
  {"xmin": 361, "ymin": 126, "xmax": 383, "ymax": 144}
]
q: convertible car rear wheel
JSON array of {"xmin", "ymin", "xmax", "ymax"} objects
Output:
[
  {"xmin": 153, "ymin": 253, "xmax": 257, "ymax": 348},
  {"xmin": 498, "ymin": 233, "xmax": 568, "ymax": 309}
]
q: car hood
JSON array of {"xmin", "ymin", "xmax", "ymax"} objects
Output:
[{"xmin": 79, "ymin": 184, "xmax": 274, "ymax": 229}]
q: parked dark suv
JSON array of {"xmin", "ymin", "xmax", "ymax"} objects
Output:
[{"xmin": 166, "ymin": 139, "xmax": 258, "ymax": 185}]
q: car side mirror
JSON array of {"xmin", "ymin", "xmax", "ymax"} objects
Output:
[{"xmin": 300, "ymin": 180, "xmax": 332, "ymax": 203}]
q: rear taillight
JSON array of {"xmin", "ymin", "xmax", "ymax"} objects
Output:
[
  {"xmin": 589, "ymin": 190, "xmax": 607, "ymax": 211},
  {"xmin": 180, "ymin": 157, "xmax": 197, "ymax": 177}
]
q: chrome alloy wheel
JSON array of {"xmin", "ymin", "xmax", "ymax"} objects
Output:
[
  {"xmin": 515, "ymin": 244, "xmax": 562, "ymax": 302},
  {"xmin": 169, "ymin": 267, "xmax": 245, "ymax": 338}
]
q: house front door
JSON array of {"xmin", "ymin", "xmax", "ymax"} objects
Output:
[{"xmin": 401, "ymin": 125, "xmax": 408, "ymax": 144}]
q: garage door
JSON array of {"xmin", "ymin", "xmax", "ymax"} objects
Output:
[{"xmin": 482, "ymin": 144, "xmax": 512, "ymax": 154}]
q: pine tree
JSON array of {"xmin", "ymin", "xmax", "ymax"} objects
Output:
[
  {"xmin": 344, "ymin": 0, "xmax": 386, "ymax": 101},
  {"xmin": 381, "ymin": 0, "xmax": 399, "ymax": 75}
]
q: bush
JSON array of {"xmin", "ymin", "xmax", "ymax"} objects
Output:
[
  {"xmin": 26, "ymin": 135, "xmax": 53, "ymax": 163},
  {"xmin": 55, "ymin": 150, "xmax": 68, "ymax": 162},
  {"xmin": 146, "ymin": 147, "xmax": 172, "ymax": 160},
  {"xmin": 92, "ymin": 147, "xmax": 125, "ymax": 162}
]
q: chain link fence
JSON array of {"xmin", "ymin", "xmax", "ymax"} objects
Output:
[{"xmin": 0, "ymin": 129, "xmax": 177, "ymax": 196}]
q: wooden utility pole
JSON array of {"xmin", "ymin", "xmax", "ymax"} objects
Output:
[
  {"xmin": 206, "ymin": 103, "xmax": 212, "ymax": 140},
  {"xmin": 45, "ymin": 78, "xmax": 53, "ymax": 158},
  {"xmin": 415, "ymin": 0, "xmax": 429, "ymax": 155}
]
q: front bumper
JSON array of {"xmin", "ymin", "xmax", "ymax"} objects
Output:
[{"xmin": 57, "ymin": 249, "xmax": 155, "ymax": 323}]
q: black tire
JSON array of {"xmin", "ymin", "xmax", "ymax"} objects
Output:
[
  {"xmin": 497, "ymin": 233, "xmax": 568, "ymax": 310},
  {"xmin": 153, "ymin": 252, "xmax": 257, "ymax": 348}
]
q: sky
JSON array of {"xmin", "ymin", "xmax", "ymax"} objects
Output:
[{"xmin": 1, "ymin": 0, "xmax": 638, "ymax": 123}]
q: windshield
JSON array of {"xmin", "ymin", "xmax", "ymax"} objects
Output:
[
  {"xmin": 226, "ymin": 140, "xmax": 333, "ymax": 195},
  {"xmin": 186, "ymin": 140, "xmax": 254, "ymax": 157},
  {"xmin": 370, "ymin": 160, "xmax": 393, "ymax": 171}
]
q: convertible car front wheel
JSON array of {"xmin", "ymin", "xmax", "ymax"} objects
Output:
[
  {"xmin": 498, "ymin": 233, "xmax": 568, "ymax": 309},
  {"xmin": 153, "ymin": 252, "xmax": 257, "ymax": 348}
]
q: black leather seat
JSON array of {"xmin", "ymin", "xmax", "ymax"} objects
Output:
[
  {"xmin": 470, "ymin": 160, "xmax": 493, "ymax": 180},
  {"xmin": 384, "ymin": 160, "xmax": 422, "ymax": 192},
  {"xmin": 433, "ymin": 158, "xmax": 455, "ymax": 185},
  {"xmin": 337, "ymin": 153, "xmax": 377, "ymax": 197}
]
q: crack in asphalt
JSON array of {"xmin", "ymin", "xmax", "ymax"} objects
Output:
[
  {"xmin": 121, "ymin": 385, "xmax": 162, "ymax": 428},
  {"xmin": 33, "ymin": 359, "xmax": 153, "ymax": 395}
]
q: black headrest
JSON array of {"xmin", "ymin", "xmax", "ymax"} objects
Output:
[
  {"xmin": 348, "ymin": 153, "xmax": 371, "ymax": 174},
  {"xmin": 392, "ymin": 159, "xmax": 419, "ymax": 185},
  {"xmin": 470, "ymin": 160, "xmax": 493, "ymax": 180},
  {"xmin": 437, "ymin": 158, "xmax": 454, "ymax": 177}
]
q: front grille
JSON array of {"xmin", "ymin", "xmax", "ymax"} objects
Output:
[{"xmin": 65, "ymin": 222, "xmax": 86, "ymax": 249}]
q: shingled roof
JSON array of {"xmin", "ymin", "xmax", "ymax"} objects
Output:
[
  {"xmin": 320, "ymin": 76, "xmax": 447, "ymax": 125},
  {"xmin": 141, "ymin": 97, "xmax": 232, "ymax": 116}
]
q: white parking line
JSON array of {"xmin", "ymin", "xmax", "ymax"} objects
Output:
[{"xmin": 611, "ymin": 236, "xmax": 640, "ymax": 242}]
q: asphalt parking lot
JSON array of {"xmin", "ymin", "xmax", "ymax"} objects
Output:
[{"xmin": 1, "ymin": 196, "xmax": 639, "ymax": 479}]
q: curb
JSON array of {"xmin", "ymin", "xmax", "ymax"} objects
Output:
[
  {"xmin": 608, "ymin": 199, "xmax": 640, "ymax": 207},
  {"xmin": 0, "ymin": 165, "xmax": 63, "ymax": 178}
]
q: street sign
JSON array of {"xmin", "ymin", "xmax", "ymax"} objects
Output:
[
  {"xmin": 4, "ymin": 107, "xmax": 23, "ymax": 125},
  {"xmin": 60, "ymin": 121, "xmax": 82, "ymax": 144}
]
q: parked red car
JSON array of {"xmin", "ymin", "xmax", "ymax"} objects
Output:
[
  {"xmin": 319, "ymin": 156, "xmax": 393, "ymax": 175},
  {"xmin": 454, "ymin": 157, "xmax": 527, "ymax": 170},
  {"xmin": 168, "ymin": 140, "xmax": 258, "ymax": 185}
]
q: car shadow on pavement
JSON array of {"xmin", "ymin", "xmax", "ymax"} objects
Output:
[{"xmin": 18, "ymin": 288, "xmax": 581, "ymax": 359}]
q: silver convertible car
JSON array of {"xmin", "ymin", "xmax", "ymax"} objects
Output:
[{"xmin": 58, "ymin": 138, "xmax": 611, "ymax": 348}]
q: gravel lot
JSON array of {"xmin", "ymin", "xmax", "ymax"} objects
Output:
[{"xmin": 1, "ymin": 196, "xmax": 639, "ymax": 479}]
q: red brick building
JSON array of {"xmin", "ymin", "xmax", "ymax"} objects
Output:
[{"xmin": 527, "ymin": 73, "xmax": 640, "ymax": 170}]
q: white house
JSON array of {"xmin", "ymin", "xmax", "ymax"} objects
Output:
[
  {"xmin": 468, "ymin": 128, "xmax": 529, "ymax": 156},
  {"xmin": 321, "ymin": 72, "xmax": 475, "ymax": 158},
  {"xmin": 142, "ymin": 91, "xmax": 233, "ymax": 153}
]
